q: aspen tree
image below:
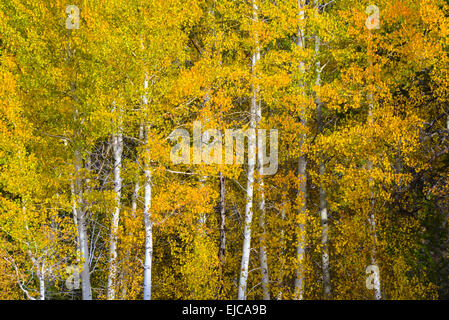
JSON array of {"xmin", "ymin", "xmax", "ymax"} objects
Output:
[
  {"xmin": 107, "ymin": 102, "xmax": 124, "ymax": 300},
  {"xmin": 238, "ymin": 0, "xmax": 260, "ymax": 300}
]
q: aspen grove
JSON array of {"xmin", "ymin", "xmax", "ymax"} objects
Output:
[{"xmin": 0, "ymin": 0, "xmax": 449, "ymax": 300}]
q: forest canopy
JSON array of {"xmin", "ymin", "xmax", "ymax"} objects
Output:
[{"xmin": 0, "ymin": 0, "xmax": 449, "ymax": 300}]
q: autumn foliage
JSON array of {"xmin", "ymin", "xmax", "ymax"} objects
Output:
[{"xmin": 0, "ymin": 0, "xmax": 448, "ymax": 300}]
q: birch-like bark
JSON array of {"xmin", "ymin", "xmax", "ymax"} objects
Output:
[
  {"xmin": 37, "ymin": 260, "xmax": 45, "ymax": 300},
  {"xmin": 142, "ymin": 73, "xmax": 153, "ymax": 300},
  {"xmin": 74, "ymin": 148, "xmax": 92, "ymax": 300},
  {"xmin": 315, "ymin": 1, "xmax": 331, "ymax": 298},
  {"xmin": 70, "ymin": 181, "xmax": 81, "ymax": 267},
  {"xmin": 138, "ymin": 34, "xmax": 153, "ymax": 300},
  {"xmin": 107, "ymin": 103, "xmax": 123, "ymax": 300},
  {"xmin": 237, "ymin": 0, "xmax": 260, "ymax": 300},
  {"xmin": 294, "ymin": 0, "xmax": 307, "ymax": 300}
]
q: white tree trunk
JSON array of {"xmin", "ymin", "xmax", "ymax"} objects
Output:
[
  {"xmin": 294, "ymin": 0, "xmax": 307, "ymax": 300},
  {"xmin": 143, "ymin": 127, "xmax": 153, "ymax": 300},
  {"xmin": 76, "ymin": 206, "xmax": 92, "ymax": 301},
  {"xmin": 237, "ymin": 0, "xmax": 260, "ymax": 300},
  {"xmin": 141, "ymin": 72, "xmax": 153, "ymax": 300},
  {"xmin": 74, "ymin": 149, "xmax": 92, "ymax": 300},
  {"xmin": 107, "ymin": 103, "xmax": 123, "ymax": 300},
  {"xmin": 38, "ymin": 262, "xmax": 45, "ymax": 300},
  {"xmin": 71, "ymin": 181, "xmax": 81, "ymax": 268},
  {"xmin": 237, "ymin": 87, "xmax": 257, "ymax": 300}
]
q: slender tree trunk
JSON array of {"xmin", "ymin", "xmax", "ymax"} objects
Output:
[
  {"xmin": 107, "ymin": 103, "xmax": 123, "ymax": 300},
  {"xmin": 139, "ymin": 33, "xmax": 153, "ymax": 300},
  {"xmin": 38, "ymin": 261, "xmax": 45, "ymax": 300},
  {"xmin": 237, "ymin": 76, "xmax": 257, "ymax": 300},
  {"xmin": 74, "ymin": 149, "xmax": 92, "ymax": 300},
  {"xmin": 71, "ymin": 181, "xmax": 81, "ymax": 267},
  {"xmin": 38, "ymin": 276, "xmax": 45, "ymax": 300},
  {"xmin": 238, "ymin": 0, "xmax": 260, "ymax": 300},
  {"xmin": 72, "ymin": 105, "xmax": 92, "ymax": 300},
  {"xmin": 143, "ymin": 126, "xmax": 153, "ymax": 300},
  {"xmin": 315, "ymin": 2, "xmax": 331, "ymax": 298},
  {"xmin": 141, "ymin": 72, "xmax": 153, "ymax": 300},
  {"xmin": 294, "ymin": 0, "xmax": 307, "ymax": 300}
]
